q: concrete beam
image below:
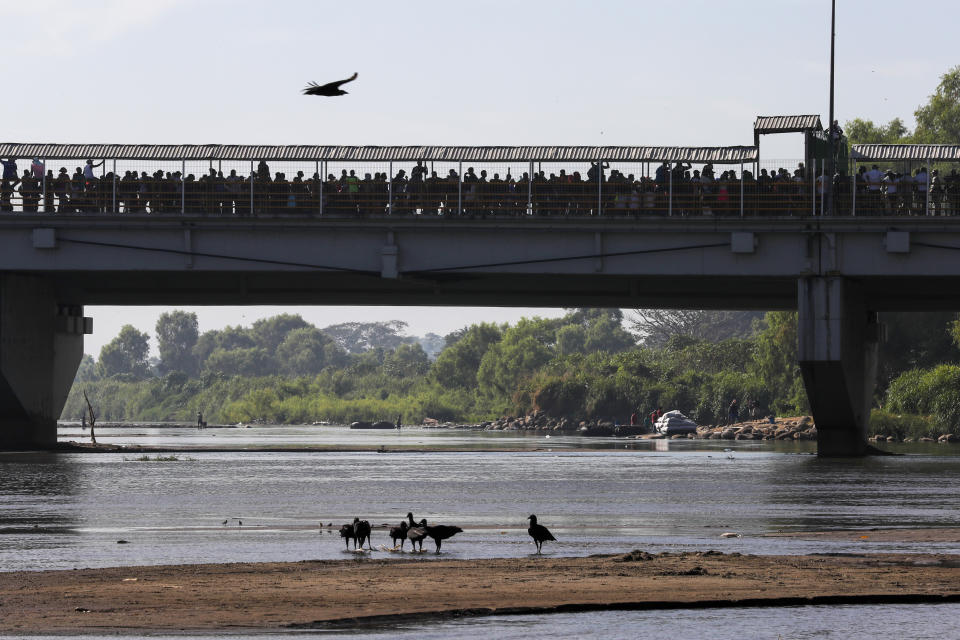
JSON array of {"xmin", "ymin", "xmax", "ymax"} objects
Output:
[
  {"xmin": 798, "ymin": 277, "xmax": 882, "ymax": 457},
  {"xmin": 0, "ymin": 275, "xmax": 87, "ymax": 449}
]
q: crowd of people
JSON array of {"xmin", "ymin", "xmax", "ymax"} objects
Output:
[{"xmin": 2, "ymin": 157, "xmax": 958, "ymax": 217}]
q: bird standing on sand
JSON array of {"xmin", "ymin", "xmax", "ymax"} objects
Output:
[
  {"xmin": 389, "ymin": 521, "xmax": 409, "ymax": 550},
  {"xmin": 302, "ymin": 72, "xmax": 357, "ymax": 96},
  {"xmin": 527, "ymin": 515, "xmax": 556, "ymax": 554},
  {"xmin": 353, "ymin": 517, "xmax": 372, "ymax": 550},
  {"xmin": 406, "ymin": 519, "xmax": 428, "ymax": 552},
  {"xmin": 339, "ymin": 523, "xmax": 356, "ymax": 549},
  {"xmin": 424, "ymin": 522, "xmax": 463, "ymax": 554}
]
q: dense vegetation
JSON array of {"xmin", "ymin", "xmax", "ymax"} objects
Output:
[{"xmin": 63, "ymin": 307, "xmax": 960, "ymax": 435}]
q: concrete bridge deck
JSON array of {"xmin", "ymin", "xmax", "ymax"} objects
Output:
[{"xmin": 2, "ymin": 211, "xmax": 960, "ymax": 454}]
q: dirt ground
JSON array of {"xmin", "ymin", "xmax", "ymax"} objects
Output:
[{"xmin": 2, "ymin": 548, "xmax": 960, "ymax": 634}]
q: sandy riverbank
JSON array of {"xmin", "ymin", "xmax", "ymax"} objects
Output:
[{"xmin": 2, "ymin": 550, "xmax": 959, "ymax": 634}]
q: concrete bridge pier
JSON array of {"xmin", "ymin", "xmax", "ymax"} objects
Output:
[
  {"xmin": 0, "ymin": 275, "xmax": 90, "ymax": 449},
  {"xmin": 798, "ymin": 277, "xmax": 883, "ymax": 457}
]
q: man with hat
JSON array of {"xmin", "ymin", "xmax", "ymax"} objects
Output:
[
  {"xmin": 54, "ymin": 168, "xmax": 71, "ymax": 213},
  {"xmin": 882, "ymin": 170, "xmax": 899, "ymax": 215}
]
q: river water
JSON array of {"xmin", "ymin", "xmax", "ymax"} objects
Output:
[{"xmin": 3, "ymin": 424, "xmax": 959, "ymax": 637}]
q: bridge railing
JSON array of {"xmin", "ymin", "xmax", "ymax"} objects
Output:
[{"xmin": 2, "ymin": 157, "xmax": 958, "ymax": 218}]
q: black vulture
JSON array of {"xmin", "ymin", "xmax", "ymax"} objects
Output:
[
  {"xmin": 406, "ymin": 519, "xmax": 428, "ymax": 552},
  {"xmin": 425, "ymin": 522, "xmax": 463, "ymax": 554},
  {"xmin": 339, "ymin": 523, "xmax": 356, "ymax": 549},
  {"xmin": 302, "ymin": 72, "xmax": 357, "ymax": 96},
  {"xmin": 389, "ymin": 521, "xmax": 409, "ymax": 550},
  {"xmin": 353, "ymin": 517, "xmax": 372, "ymax": 550},
  {"xmin": 527, "ymin": 514, "xmax": 556, "ymax": 554}
]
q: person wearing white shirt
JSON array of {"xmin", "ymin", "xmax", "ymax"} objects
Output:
[
  {"xmin": 83, "ymin": 159, "xmax": 104, "ymax": 181},
  {"xmin": 864, "ymin": 165, "xmax": 883, "ymax": 214},
  {"xmin": 882, "ymin": 170, "xmax": 899, "ymax": 215}
]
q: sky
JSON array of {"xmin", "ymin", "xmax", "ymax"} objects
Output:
[{"xmin": 1, "ymin": 0, "xmax": 955, "ymax": 355}]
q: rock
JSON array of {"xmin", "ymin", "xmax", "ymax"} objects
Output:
[
  {"xmin": 902, "ymin": 437, "xmax": 914, "ymax": 443},
  {"xmin": 920, "ymin": 437, "xmax": 935, "ymax": 442},
  {"xmin": 720, "ymin": 429, "xmax": 736, "ymax": 440}
]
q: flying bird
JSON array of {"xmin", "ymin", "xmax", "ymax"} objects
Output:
[{"xmin": 303, "ymin": 72, "xmax": 358, "ymax": 96}]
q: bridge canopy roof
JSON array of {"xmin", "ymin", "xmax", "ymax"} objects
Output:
[
  {"xmin": 0, "ymin": 143, "xmax": 757, "ymax": 164},
  {"xmin": 851, "ymin": 144, "xmax": 960, "ymax": 162},
  {"xmin": 753, "ymin": 115, "xmax": 823, "ymax": 135}
]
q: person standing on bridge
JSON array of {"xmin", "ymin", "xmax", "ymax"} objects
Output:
[
  {"xmin": 83, "ymin": 159, "xmax": 104, "ymax": 181},
  {"xmin": 1, "ymin": 158, "xmax": 17, "ymax": 182}
]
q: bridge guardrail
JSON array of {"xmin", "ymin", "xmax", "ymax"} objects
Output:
[{"xmin": 1, "ymin": 157, "xmax": 958, "ymax": 217}]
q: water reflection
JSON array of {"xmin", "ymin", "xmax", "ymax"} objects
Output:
[
  {"xmin": 20, "ymin": 603, "xmax": 960, "ymax": 639},
  {"xmin": 0, "ymin": 426, "xmax": 956, "ymax": 572}
]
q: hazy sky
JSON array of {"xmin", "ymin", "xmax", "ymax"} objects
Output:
[{"xmin": 1, "ymin": 0, "xmax": 955, "ymax": 355}]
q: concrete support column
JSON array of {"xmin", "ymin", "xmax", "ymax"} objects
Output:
[
  {"xmin": 0, "ymin": 275, "xmax": 89, "ymax": 449},
  {"xmin": 798, "ymin": 277, "xmax": 882, "ymax": 457}
]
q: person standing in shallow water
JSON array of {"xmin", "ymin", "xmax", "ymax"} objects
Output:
[
  {"xmin": 727, "ymin": 399, "xmax": 739, "ymax": 425},
  {"xmin": 395, "ymin": 414, "xmax": 402, "ymax": 431}
]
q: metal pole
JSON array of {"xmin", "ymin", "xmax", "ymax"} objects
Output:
[
  {"xmin": 317, "ymin": 160, "xmax": 323, "ymax": 216},
  {"xmin": 827, "ymin": 0, "xmax": 836, "ymax": 215},
  {"xmin": 597, "ymin": 159, "xmax": 603, "ymax": 216},
  {"xmin": 926, "ymin": 158, "xmax": 931, "ymax": 216},
  {"xmin": 527, "ymin": 160, "xmax": 533, "ymax": 215},
  {"xmin": 181, "ymin": 159, "xmax": 186, "ymax": 214},
  {"xmin": 739, "ymin": 161, "xmax": 744, "ymax": 217},
  {"xmin": 388, "ymin": 161, "xmax": 394, "ymax": 216},
  {"xmin": 811, "ymin": 158, "xmax": 816, "ymax": 216},
  {"xmin": 249, "ymin": 160, "xmax": 254, "ymax": 215},
  {"xmin": 820, "ymin": 162, "xmax": 825, "ymax": 216},
  {"xmin": 458, "ymin": 161, "xmax": 463, "ymax": 215},
  {"xmin": 851, "ymin": 162, "xmax": 857, "ymax": 216},
  {"xmin": 112, "ymin": 159, "xmax": 116, "ymax": 213},
  {"xmin": 668, "ymin": 164, "xmax": 673, "ymax": 217}
]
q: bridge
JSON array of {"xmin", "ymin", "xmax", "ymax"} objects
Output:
[{"xmin": 2, "ymin": 140, "xmax": 960, "ymax": 455}]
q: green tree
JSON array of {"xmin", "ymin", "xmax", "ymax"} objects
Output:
[
  {"xmin": 155, "ymin": 310, "xmax": 199, "ymax": 375},
  {"xmin": 74, "ymin": 354, "xmax": 99, "ymax": 383},
  {"xmin": 193, "ymin": 325, "xmax": 256, "ymax": 370},
  {"xmin": 321, "ymin": 320, "xmax": 413, "ymax": 354},
  {"xmin": 432, "ymin": 323, "xmax": 503, "ymax": 389},
  {"xmin": 913, "ymin": 65, "xmax": 960, "ymax": 144},
  {"xmin": 750, "ymin": 311, "xmax": 807, "ymax": 415},
  {"xmin": 843, "ymin": 117, "xmax": 911, "ymax": 145},
  {"xmin": 556, "ymin": 324, "xmax": 587, "ymax": 356},
  {"xmin": 878, "ymin": 312, "xmax": 959, "ymax": 391},
  {"xmin": 383, "ymin": 343, "xmax": 430, "ymax": 378},
  {"xmin": 275, "ymin": 327, "xmax": 345, "ymax": 376},
  {"xmin": 251, "ymin": 314, "xmax": 310, "ymax": 352},
  {"xmin": 477, "ymin": 318, "xmax": 555, "ymax": 400},
  {"xmin": 98, "ymin": 325, "xmax": 151, "ymax": 379},
  {"xmin": 630, "ymin": 309, "xmax": 762, "ymax": 347},
  {"xmin": 203, "ymin": 347, "xmax": 271, "ymax": 377}
]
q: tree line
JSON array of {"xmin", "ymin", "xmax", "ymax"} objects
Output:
[{"xmin": 64, "ymin": 306, "xmax": 960, "ymax": 437}]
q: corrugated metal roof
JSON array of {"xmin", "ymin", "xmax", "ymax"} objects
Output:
[
  {"xmin": 851, "ymin": 144, "xmax": 960, "ymax": 162},
  {"xmin": 0, "ymin": 143, "xmax": 758, "ymax": 164},
  {"xmin": 754, "ymin": 115, "xmax": 823, "ymax": 134}
]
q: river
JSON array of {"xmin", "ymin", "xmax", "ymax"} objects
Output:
[{"xmin": 2, "ymin": 424, "xmax": 959, "ymax": 637}]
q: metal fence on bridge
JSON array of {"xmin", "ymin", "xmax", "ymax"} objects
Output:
[{"xmin": 1, "ymin": 144, "xmax": 958, "ymax": 218}]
